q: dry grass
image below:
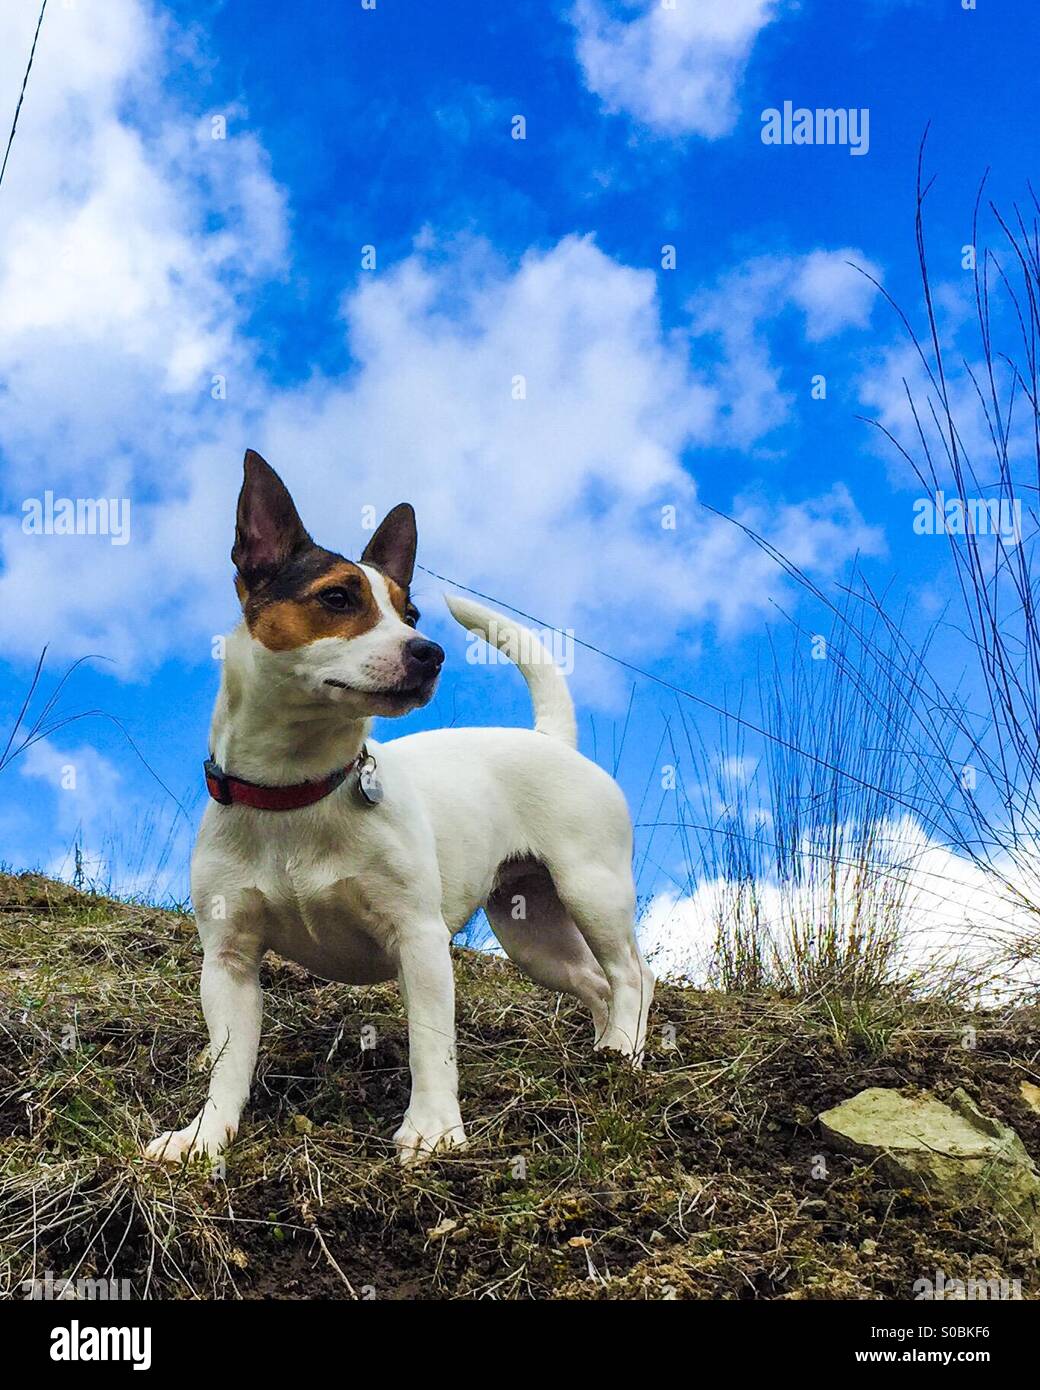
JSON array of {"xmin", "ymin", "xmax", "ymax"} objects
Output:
[{"xmin": 1, "ymin": 871, "xmax": 1039, "ymax": 1300}]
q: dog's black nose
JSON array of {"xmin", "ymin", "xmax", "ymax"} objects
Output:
[{"xmin": 405, "ymin": 637, "xmax": 445, "ymax": 673}]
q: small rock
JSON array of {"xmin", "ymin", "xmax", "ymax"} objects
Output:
[
  {"xmin": 818, "ymin": 1087, "xmax": 1040, "ymax": 1241},
  {"xmin": 426, "ymin": 1218, "xmax": 458, "ymax": 1240},
  {"xmin": 1020, "ymin": 1081, "xmax": 1040, "ymax": 1115}
]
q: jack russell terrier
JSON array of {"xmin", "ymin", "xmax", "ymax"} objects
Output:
[{"xmin": 145, "ymin": 450, "xmax": 654, "ymax": 1166}]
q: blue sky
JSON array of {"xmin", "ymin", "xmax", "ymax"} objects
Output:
[{"xmin": 0, "ymin": 0, "xmax": 1037, "ymax": 915}]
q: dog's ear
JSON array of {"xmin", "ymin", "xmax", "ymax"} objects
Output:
[
  {"xmin": 232, "ymin": 450, "xmax": 312, "ymax": 587},
  {"xmin": 361, "ymin": 503, "xmax": 417, "ymax": 589}
]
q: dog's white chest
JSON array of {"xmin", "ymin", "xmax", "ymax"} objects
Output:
[{"xmin": 257, "ymin": 871, "xmax": 398, "ymax": 985}]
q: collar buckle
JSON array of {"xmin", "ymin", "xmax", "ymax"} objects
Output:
[{"xmin": 204, "ymin": 757, "xmax": 233, "ymax": 805}]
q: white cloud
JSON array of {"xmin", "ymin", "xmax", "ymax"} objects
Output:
[
  {"xmin": 855, "ymin": 272, "xmax": 1038, "ymax": 507},
  {"xmin": 0, "ymin": 0, "xmax": 285, "ymax": 666},
  {"xmin": 17, "ymin": 735, "xmax": 191, "ymax": 900},
  {"xmin": 640, "ymin": 817, "xmax": 1040, "ymax": 1000},
  {"xmin": 18, "ymin": 738, "xmax": 123, "ymax": 840},
  {"xmin": 688, "ymin": 248, "xmax": 883, "ymax": 445},
  {"xmin": 571, "ymin": 0, "xmax": 779, "ymax": 137},
  {"xmin": 0, "ymin": 0, "xmax": 286, "ymax": 479},
  {"xmin": 790, "ymin": 250, "xmax": 880, "ymax": 341},
  {"xmin": 0, "ymin": 231, "xmax": 885, "ymax": 680},
  {"xmin": 0, "ymin": 2, "xmax": 881, "ymax": 695},
  {"xmin": 251, "ymin": 234, "xmax": 885, "ymax": 669}
]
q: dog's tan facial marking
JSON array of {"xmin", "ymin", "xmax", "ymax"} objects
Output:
[
  {"xmin": 383, "ymin": 575, "xmax": 419, "ymax": 627},
  {"xmin": 384, "ymin": 577, "xmax": 407, "ymax": 617},
  {"xmin": 250, "ymin": 595, "xmax": 379, "ymax": 651},
  {"xmin": 244, "ymin": 553, "xmax": 384, "ymax": 652},
  {"xmin": 302, "ymin": 561, "xmax": 371, "ymax": 602}
]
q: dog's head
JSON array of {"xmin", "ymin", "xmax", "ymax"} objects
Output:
[{"xmin": 231, "ymin": 449, "xmax": 443, "ymax": 719}]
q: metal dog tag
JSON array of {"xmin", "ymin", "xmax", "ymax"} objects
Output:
[{"xmin": 357, "ymin": 758, "xmax": 383, "ymax": 806}]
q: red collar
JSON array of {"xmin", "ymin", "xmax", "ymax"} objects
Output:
[{"xmin": 204, "ymin": 751, "xmax": 365, "ymax": 811}]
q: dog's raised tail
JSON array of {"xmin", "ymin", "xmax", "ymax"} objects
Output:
[{"xmin": 444, "ymin": 594, "xmax": 577, "ymax": 748}]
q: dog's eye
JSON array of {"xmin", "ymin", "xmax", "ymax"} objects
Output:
[
  {"xmin": 404, "ymin": 603, "xmax": 420, "ymax": 629},
  {"xmin": 317, "ymin": 586, "xmax": 356, "ymax": 612}
]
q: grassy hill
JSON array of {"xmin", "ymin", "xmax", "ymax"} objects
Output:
[{"xmin": 0, "ymin": 871, "xmax": 1038, "ymax": 1300}]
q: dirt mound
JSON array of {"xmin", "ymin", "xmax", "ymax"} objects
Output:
[{"xmin": 1, "ymin": 871, "xmax": 1038, "ymax": 1299}]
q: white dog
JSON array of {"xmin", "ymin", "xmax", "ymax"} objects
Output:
[{"xmin": 145, "ymin": 451, "xmax": 654, "ymax": 1166}]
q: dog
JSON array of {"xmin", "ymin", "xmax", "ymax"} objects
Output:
[{"xmin": 145, "ymin": 450, "xmax": 654, "ymax": 1166}]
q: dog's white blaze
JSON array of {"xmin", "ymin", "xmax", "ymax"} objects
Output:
[{"xmin": 358, "ymin": 562, "xmax": 402, "ymax": 621}]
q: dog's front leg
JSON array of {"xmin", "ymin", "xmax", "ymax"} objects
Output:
[
  {"xmin": 393, "ymin": 921, "xmax": 466, "ymax": 1166},
  {"xmin": 144, "ymin": 938, "xmax": 263, "ymax": 1166}
]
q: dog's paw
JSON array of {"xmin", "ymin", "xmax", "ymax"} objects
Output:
[
  {"xmin": 594, "ymin": 1032, "xmax": 645, "ymax": 1069},
  {"xmin": 393, "ymin": 1107, "xmax": 467, "ymax": 1167},
  {"xmin": 143, "ymin": 1115, "xmax": 234, "ymax": 1166}
]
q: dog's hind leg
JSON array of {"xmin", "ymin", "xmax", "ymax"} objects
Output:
[
  {"xmin": 541, "ymin": 857, "xmax": 654, "ymax": 1065},
  {"xmin": 486, "ymin": 863, "xmax": 610, "ymax": 1040}
]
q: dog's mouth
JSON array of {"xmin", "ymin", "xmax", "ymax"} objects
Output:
[{"xmin": 323, "ymin": 676, "xmax": 437, "ymax": 706}]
